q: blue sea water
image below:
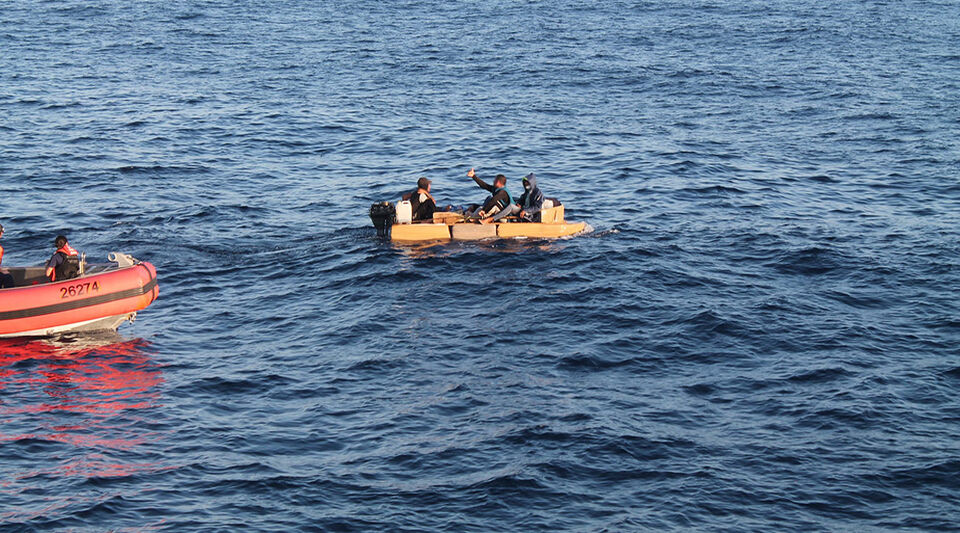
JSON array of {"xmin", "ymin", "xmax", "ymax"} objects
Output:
[{"xmin": 1, "ymin": 0, "xmax": 959, "ymax": 530}]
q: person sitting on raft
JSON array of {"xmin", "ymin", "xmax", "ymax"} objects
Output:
[
  {"xmin": 516, "ymin": 173, "xmax": 545, "ymax": 222},
  {"xmin": 45, "ymin": 235, "xmax": 80, "ymax": 282},
  {"xmin": 402, "ymin": 177, "xmax": 437, "ymax": 221},
  {"xmin": 0, "ymin": 223, "xmax": 14, "ymax": 289},
  {"xmin": 466, "ymin": 168, "xmax": 519, "ymax": 223}
]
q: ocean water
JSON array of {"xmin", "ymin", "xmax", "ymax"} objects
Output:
[{"xmin": 2, "ymin": 0, "xmax": 959, "ymax": 530}]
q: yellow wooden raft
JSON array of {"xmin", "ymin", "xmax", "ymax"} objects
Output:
[{"xmin": 391, "ymin": 205, "xmax": 586, "ymax": 242}]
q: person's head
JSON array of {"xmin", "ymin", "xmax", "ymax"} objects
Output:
[
  {"xmin": 494, "ymin": 174, "xmax": 507, "ymax": 187},
  {"xmin": 417, "ymin": 177, "xmax": 431, "ymax": 192},
  {"xmin": 55, "ymin": 235, "xmax": 68, "ymax": 249},
  {"xmin": 0, "ymin": 223, "xmax": 4, "ymax": 238},
  {"xmin": 522, "ymin": 173, "xmax": 536, "ymax": 191}
]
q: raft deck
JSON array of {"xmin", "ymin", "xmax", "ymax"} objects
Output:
[{"xmin": 391, "ymin": 205, "xmax": 586, "ymax": 242}]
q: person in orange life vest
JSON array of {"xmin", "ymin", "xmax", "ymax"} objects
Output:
[
  {"xmin": 0, "ymin": 223, "xmax": 14, "ymax": 288},
  {"xmin": 45, "ymin": 235, "xmax": 80, "ymax": 282}
]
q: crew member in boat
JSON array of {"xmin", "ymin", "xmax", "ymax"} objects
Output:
[
  {"xmin": 466, "ymin": 168, "xmax": 519, "ymax": 223},
  {"xmin": 0, "ymin": 223, "xmax": 14, "ymax": 288},
  {"xmin": 516, "ymin": 173, "xmax": 545, "ymax": 222},
  {"xmin": 402, "ymin": 177, "xmax": 437, "ymax": 221},
  {"xmin": 45, "ymin": 235, "xmax": 80, "ymax": 282}
]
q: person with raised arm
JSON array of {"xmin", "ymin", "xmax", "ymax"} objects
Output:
[{"xmin": 466, "ymin": 168, "xmax": 520, "ymax": 223}]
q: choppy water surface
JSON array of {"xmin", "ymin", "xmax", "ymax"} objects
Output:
[{"xmin": 2, "ymin": 0, "xmax": 959, "ymax": 530}]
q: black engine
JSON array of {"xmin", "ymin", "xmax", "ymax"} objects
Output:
[{"xmin": 369, "ymin": 202, "xmax": 396, "ymax": 237}]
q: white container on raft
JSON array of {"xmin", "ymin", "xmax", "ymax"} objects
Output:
[{"xmin": 396, "ymin": 200, "xmax": 412, "ymax": 223}]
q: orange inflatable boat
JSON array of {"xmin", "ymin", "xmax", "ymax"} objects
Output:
[{"xmin": 0, "ymin": 253, "xmax": 158, "ymax": 337}]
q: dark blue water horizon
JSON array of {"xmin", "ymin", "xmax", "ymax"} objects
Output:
[{"xmin": 1, "ymin": 0, "xmax": 959, "ymax": 530}]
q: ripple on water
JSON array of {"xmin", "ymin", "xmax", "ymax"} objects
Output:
[{"xmin": 1, "ymin": 0, "xmax": 960, "ymax": 530}]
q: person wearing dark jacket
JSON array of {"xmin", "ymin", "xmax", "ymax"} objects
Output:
[
  {"xmin": 516, "ymin": 173, "xmax": 545, "ymax": 222},
  {"xmin": 45, "ymin": 235, "xmax": 80, "ymax": 282},
  {"xmin": 466, "ymin": 168, "xmax": 517, "ymax": 221},
  {"xmin": 406, "ymin": 177, "xmax": 437, "ymax": 221},
  {"xmin": 0, "ymin": 223, "xmax": 14, "ymax": 288}
]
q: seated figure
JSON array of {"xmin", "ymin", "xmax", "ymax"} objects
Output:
[
  {"xmin": 516, "ymin": 173, "xmax": 545, "ymax": 222},
  {"xmin": 46, "ymin": 235, "xmax": 80, "ymax": 282},
  {"xmin": 466, "ymin": 168, "xmax": 519, "ymax": 223},
  {"xmin": 0, "ymin": 223, "xmax": 14, "ymax": 288},
  {"xmin": 407, "ymin": 177, "xmax": 437, "ymax": 221}
]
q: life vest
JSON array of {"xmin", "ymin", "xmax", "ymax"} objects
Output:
[
  {"xmin": 494, "ymin": 187, "xmax": 513, "ymax": 209},
  {"xmin": 0, "ymin": 244, "xmax": 4, "ymax": 266},
  {"xmin": 414, "ymin": 189, "xmax": 436, "ymax": 214},
  {"xmin": 53, "ymin": 244, "xmax": 80, "ymax": 281},
  {"xmin": 409, "ymin": 188, "xmax": 437, "ymax": 221}
]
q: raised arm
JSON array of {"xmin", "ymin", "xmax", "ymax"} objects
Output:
[{"xmin": 467, "ymin": 167, "xmax": 495, "ymax": 193}]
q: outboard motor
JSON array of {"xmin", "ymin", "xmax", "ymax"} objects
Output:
[{"xmin": 369, "ymin": 201, "xmax": 396, "ymax": 237}]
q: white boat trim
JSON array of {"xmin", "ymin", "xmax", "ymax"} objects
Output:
[{"xmin": 0, "ymin": 313, "xmax": 136, "ymax": 338}]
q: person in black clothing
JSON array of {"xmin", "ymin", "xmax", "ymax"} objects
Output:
[
  {"xmin": 0, "ymin": 223, "xmax": 14, "ymax": 289},
  {"xmin": 466, "ymin": 168, "xmax": 517, "ymax": 222},
  {"xmin": 516, "ymin": 173, "xmax": 545, "ymax": 222},
  {"xmin": 404, "ymin": 177, "xmax": 437, "ymax": 221}
]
